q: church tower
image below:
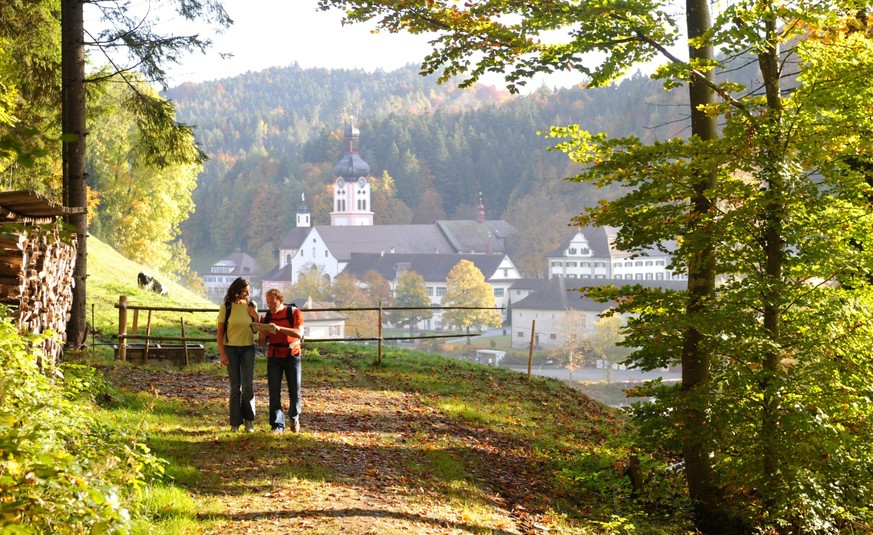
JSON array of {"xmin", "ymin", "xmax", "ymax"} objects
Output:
[
  {"xmin": 331, "ymin": 120, "xmax": 373, "ymax": 226},
  {"xmin": 477, "ymin": 191, "xmax": 486, "ymax": 224},
  {"xmin": 296, "ymin": 193, "xmax": 310, "ymax": 228}
]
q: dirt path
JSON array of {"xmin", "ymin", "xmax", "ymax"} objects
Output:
[{"xmin": 103, "ymin": 359, "xmax": 558, "ymax": 534}]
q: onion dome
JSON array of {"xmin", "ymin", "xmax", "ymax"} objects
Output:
[
  {"xmin": 333, "ymin": 120, "xmax": 370, "ymax": 178},
  {"xmin": 297, "ymin": 193, "xmax": 310, "ymax": 214}
]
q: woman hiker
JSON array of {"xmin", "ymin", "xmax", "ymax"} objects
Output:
[{"xmin": 217, "ymin": 277, "xmax": 260, "ymax": 432}]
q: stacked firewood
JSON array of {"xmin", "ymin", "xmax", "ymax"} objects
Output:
[{"xmin": 0, "ymin": 222, "xmax": 77, "ymax": 364}]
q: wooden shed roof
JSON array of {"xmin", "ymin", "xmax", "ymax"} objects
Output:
[{"xmin": 0, "ymin": 190, "xmax": 84, "ymax": 224}]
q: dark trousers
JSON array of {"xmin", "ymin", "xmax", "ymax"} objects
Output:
[
  {"xmin": 226, "ymin": 345, "xmax": 256, "ymax": 426},
  {"xmin": 267, "ymin": 355, "xmax": 301, "ymax": 430}
]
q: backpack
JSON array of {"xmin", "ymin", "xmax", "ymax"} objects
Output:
[{"xmin": 264, "ymin": 303, "xmax": 304, "ymax": 353}]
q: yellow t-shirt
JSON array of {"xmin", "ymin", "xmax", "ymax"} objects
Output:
[{"xmin": 217, "ymin": 302, "xmax": 257, "ymax": 346}]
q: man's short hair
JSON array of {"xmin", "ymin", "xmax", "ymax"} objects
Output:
[{"xmin": 265, "ymin": 288, "xmax": 284, "ymax": 301}]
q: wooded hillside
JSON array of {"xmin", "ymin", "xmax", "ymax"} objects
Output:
[{"xmin": 165, "ymin": 65, "xmax": 686, "ymax": 269}]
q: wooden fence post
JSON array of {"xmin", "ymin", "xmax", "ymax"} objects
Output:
[
  {"xmin": 180, "ymin": 317, "xmax": 189, "ymax": 366},
  {"xmin": 143, "ymin": 310, "xmax": 152, "ymax": 364},
  {"xmin": 377, "ymin": 301, "xmax": 383, "ymax": 365},
  {"xmin": 117, "ymin": 295, "xmax": 128, "ymax": 362},
  {"xmin": 131, "ymin": 309, "xmax": 139, "ymax": 338},
  {"xmin": 527, "ymin": 319, "xmax": 536, "ymax": 381}
]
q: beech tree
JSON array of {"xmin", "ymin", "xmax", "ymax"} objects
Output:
[
  {"xmin": 361, "ymin": 270, "xmax": 392, "ymax": 307},
  {"xmin": 88, "ymin": 78, "xmax": 201, "ymax": 276},
  {"xmin": 503, "ymin": 188, "xmax": 573, "ymax": 277},
  {"xmin": 247, "ymin": 186, "xmax": 290, "ymax": 258},
  {"xmin": 548, "ymin": 309, "xmax": 588, "ymax": 381},
  {"xmin": 371, "ymin": 171, "xmax": 414, "ymax": 224},
  {"xmin": 550, "ymin": 11, "xmax": 873, "ymax": 533},
  {"xmin": 320, "ymin": 0, "xmax": 873, "ymax": 531},
  {"xmin": 289, "ymin": 264, "xmax": 332, "ymax": 303},
  {"xmin": 388, "ymin": 271, "xmax": 432, "ymax": 333},
  {"xmin": 331, "ymin": 273, "xmax": 379, "ymax": 338},
  {"xmin": 441, "ymin": 260, "xmax": 502, "ymax": 340},
  {"xmin": 588, "ymin": 314, "xmax": 632, "ymax": 385},
  {"xmin": 413, "ymin": 187, "xmax": 447, "ymax": 224}
]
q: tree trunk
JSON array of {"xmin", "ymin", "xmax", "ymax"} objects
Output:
[
  {"xmin": 756, "ymin": 12, "xmax": 785, "ymax": 518},
  {"xmin": 62, "ymin": 0, "xmax": 88, "ymax": 350},
  {"xmin": 682, "ymin": 0, "xmax": 730, "ymax": 529}
]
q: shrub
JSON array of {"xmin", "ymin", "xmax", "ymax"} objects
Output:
[{"xmin": 0, "ymin": 306, "xmax": 164, "ymax": 534}]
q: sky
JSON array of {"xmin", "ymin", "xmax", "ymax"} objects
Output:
[
  {"xmin": 162, "ymin": 1, "xmax": 435, "ymax": 85},
  {"xmin": 122, "ymin": 0, "xmax": 591, "ymax": 91}
]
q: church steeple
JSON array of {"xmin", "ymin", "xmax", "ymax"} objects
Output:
[
  {"xmin": 296, "ymin": 193, "xmax": 310, "ymax": 228},
  {"xmin": 331, "ymin": 119, "xmax": 373, "ymax": 226},
  {"xmin": 332, "ymin": 121, "xmax": 370, "ymax": 179},
  {"xmin": 477, "ymin": 191, "xmax": 485, "ymax": 224}
]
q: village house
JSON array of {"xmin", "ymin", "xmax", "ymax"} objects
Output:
[
  {"xmin": 546, "ymin": 227, "xmax": 686, "ymax": 282},
  {"xmin": 285, "ymin": 297, "xmax": 346, "ymax": 341},
  {"xmin": 509, "ymin": 277, "xmax": 686, "ymax": 349},
  {"xmin": 201, "ymin": 252, "xmax": 261, "ymax": 302},
  {"xmin": 342, "ymin": 252, "xmax": 522, "ymax": 330}
]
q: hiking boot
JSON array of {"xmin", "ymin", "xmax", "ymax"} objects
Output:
[
  {"xmin": 230, "ymin": 425, "xmax": 239, "ymax": 433},
  {"xmin": 244, "ymin": 420, "xmax": 255, "ymax": 433}
]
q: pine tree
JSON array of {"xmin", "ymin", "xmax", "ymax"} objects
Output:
[{"xmin": 62, "ymin": 0, "xmax": 230, "ymax": 346}]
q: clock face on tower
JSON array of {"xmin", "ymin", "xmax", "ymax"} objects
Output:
[
  {"xmin": 357, "ymin": 177, "xmax": 366, "ymax": 188},
  {"xmin": 337, "ymin": 177, "xmax": 345, "ymax": 188}
]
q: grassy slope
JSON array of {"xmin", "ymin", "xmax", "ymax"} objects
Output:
[{"xmin": 85, "ymin": 236, "xmax": 219, "ymax": 356}]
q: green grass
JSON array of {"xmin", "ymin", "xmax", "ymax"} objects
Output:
[
  {"xmin": 131, "ymin": 484, "xmax": 202, "ymax": 535},
  {"xmin": 85, "ymin": 237, "xmax": 220, "ymax": 358}
]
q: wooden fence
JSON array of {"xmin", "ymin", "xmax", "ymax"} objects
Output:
[{"xmin": 115, "ymin": 295, "xmax": 502, "ymax": 365}]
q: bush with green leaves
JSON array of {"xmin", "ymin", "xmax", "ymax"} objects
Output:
[
  {"xmin": 0, "ymin": 307, "xmax": 164, "ymax": 533},
  {"xmin": 622, "ymin": 286, "xmax": 873, "ymax": 532},
  {"xmin": 58, "ymin": 362, "xmax": 115, "ymax": 404}
]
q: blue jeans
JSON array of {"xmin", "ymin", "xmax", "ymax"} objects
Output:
[
  {"xmin": 226, "ymin": 345, "xmax": 256, "ymax": 426},
  {"xmin": 267, "ymin": 355, "xmax": 301, "ymax": 430}
]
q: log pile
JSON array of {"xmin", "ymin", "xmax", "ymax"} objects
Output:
[{"xmin": 0, "ymin": 222, "xmax": 77, "ymax": 364}]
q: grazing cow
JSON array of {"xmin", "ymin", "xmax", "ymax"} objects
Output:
[
  {"xmin": 151, "ymin": 279, "xmax": 166, "ymax": 295},
  {"xmin": 137, "ymin": 271, "xmax": 168, "ymax": 296},
  {"xmin": 137, "ymin": 271, "xmax": 153, "ymax": 289}
]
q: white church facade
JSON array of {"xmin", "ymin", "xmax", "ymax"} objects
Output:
[{"xmin": 260, "ymin": 121, "xmax": 519, "ymax": 323}]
